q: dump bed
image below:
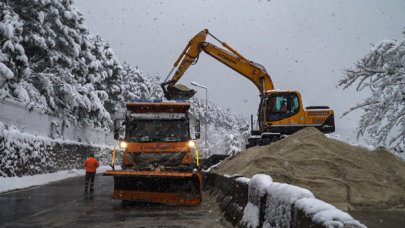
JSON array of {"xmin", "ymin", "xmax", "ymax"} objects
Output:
[{"xmin": 126, "ymin": 102, "xmax": 190, "ymax": 113}]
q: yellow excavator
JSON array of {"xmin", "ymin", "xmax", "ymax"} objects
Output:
[{"xmin": 161, "ymin": 29, "xmax": 335, "ymax": 148}]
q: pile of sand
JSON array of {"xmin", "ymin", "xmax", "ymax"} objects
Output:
[{"xmin": 214, "ymin": 128, "xmax": 405, "ymax": 211}]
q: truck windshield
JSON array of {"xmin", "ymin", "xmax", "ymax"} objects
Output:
[{"xmin": 125, "ymin": 119, "xmax": 189, "ymax": 142}]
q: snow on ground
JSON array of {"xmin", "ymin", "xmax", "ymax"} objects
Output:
[
  {"xmin": 241, "ymin": 202, "xmax": 260, "ymax": 228},
  {"xmin": 248, "ymin": 174, "xmax": 273, "ymax": 203},
  {"xmin": 241, "ymin": 174, "xmax": 273, "ymax": 227},
  {"xmin": 264, "ymin": 182, "xmax": 315, "ymax": 227},
  {"xmin": 295, "ymin": 198, "xmax": 366, "ymax": 228},
  {"xmin": 237, "ymin": 173, "xmax": 365, "ymax": 227},
  {"xmin": 0, "ymin": 166, "xmax": 117, "ymax": 193}
]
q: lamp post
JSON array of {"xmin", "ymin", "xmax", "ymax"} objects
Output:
[{"xmin": 190, "ymin": 81, "xmax": 208, "ymax": 158}]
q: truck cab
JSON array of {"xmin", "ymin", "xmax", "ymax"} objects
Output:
[
  {"xmin": 115, "ymin": 102, "xmax": 200, "ymax": 172},
  {"xmin": 105, "ymin": 102, "xmax": 203, "ymax": 205}
]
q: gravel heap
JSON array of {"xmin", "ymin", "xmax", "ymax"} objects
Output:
[{"xmin": 213, "ymin": 127, "xmax": 405, "ymax": 211}]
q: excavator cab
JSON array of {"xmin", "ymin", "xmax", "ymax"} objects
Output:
[{"xmin": 265, "ymin": 92, "xmax": 301, "ymax": 122}]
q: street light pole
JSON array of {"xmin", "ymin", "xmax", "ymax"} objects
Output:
[{"xmin": 190, "ymin": 81, "xmax": 208, "ymax": 158}]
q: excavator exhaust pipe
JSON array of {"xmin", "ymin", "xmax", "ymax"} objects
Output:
[{"xmin": 161, "ymin": 82, "xmax": 196, "ymax": 100}]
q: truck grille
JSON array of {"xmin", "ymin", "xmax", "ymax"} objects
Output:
[{"xmin": 125, "ymin": 152, "xmax": 187, "ymax": 170}]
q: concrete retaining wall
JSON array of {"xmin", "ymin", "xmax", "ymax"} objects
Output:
[
  {"xmin": 205, "ymin": 172, "xmax": 366, "ymax": 228},
  {"xmin": 0, "ymin": 123, "xmax": 117, "ymax": 177},
  {"xmin": 0, "ymin": 98, "xmax": 118, "ymax": 177},
  {"xmin": 0, "ymin": 97, "xmax": 114, "ymax": 145}
]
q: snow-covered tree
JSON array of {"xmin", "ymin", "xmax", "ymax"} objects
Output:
[
  {"xmin": 339, "ymin": 31, "xmax": 405, "ymax": 153},
  {"xmin": 0, "ymin": 0, "xmax": 155, "ymax": 129},
  {"xmin": 0, "ymin": 2, "xmax": 29, "ymax": 100},
  {"xmin": 119, "ymin": 63, "xmax": 162, "ymax": 103},
  {"xmin": 0, "ymin": 0, "xmax": 118, "ymax": 128},
  {"xmin": 189, "ymin": 97, "xmax": 248, "ymax": 155}
]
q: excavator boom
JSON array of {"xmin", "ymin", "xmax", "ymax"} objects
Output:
[
  {"xmin": 201, "ymin": 42, "xmax": 274, "ymax": 94},
  {"xmin": 161, "ymin": 29, "xmax": 274, "ymax": 100}
]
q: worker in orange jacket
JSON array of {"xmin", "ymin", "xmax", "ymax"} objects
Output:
[{"xmin": 84, "ymin": 153, "xmax": 99, "ymax": 193}]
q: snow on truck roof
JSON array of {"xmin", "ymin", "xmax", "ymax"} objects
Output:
[{"xmin": 126, "ymin": 102, "xmax": 191, "ymax": 113}]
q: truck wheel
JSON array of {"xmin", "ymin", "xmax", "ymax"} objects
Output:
[{"xmin": 121, "ymin": 200, "xmax": 131, "ymax": 207}]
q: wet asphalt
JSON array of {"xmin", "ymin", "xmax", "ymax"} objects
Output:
[
  {"xmin": 0, "ymin": 174, "xmax": 231, "ymax": 228},
  {"xmin": 1, "ymin": 174, "xmax": 405, "ymax": 228}
]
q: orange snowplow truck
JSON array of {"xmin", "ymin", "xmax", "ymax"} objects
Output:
[
  {"xmin": 104, "ymin": 102, "xmax": 203, "ymax": 205},
  {"xmin": 161, "ymin": 29, "xmax": 335, "ymax": 148}
]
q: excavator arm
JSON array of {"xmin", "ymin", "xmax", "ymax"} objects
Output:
[{"xmin": 161, "ymin": 29, "xmax": 274, "ymax": 100}]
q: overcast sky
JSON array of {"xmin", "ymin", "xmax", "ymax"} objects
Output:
[{"xmin": 73, "ymin": 0, "xmax": 405, "ymax": 134}]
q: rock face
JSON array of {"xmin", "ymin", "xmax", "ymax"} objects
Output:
[{"xmin": 214, "ymin": 127, "xmax": 405, "ymax": 211}]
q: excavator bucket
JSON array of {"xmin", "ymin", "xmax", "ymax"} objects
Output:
[
  {"xmin": 104, "ymin": 170, "xmax": 202, "ymax": 205},
  {"xmin": 163, "ymin": 84, "xmax": 196, "ymax": 100}
]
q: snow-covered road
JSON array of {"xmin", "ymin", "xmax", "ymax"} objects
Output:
[{"xmin": 0, "ymin": 166, "xmax": 111, "ymax": 193}]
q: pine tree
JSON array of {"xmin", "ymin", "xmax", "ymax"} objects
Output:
[
  {"xmin": 1, "ymin": 0, "xmax": 123, "ymax": 128},
  {"xmin": 0, "ymin": 2, "xmax": 29, "ymax": 99}
]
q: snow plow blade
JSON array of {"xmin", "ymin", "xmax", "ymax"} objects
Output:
[{"xmin": 104, "ymin": 170, "xmax": 202, "ymax": 205}]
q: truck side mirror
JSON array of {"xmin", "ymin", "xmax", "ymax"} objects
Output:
[
  {"xmin": 195, "ymin": 119, "xmax": 201, "ymax": 139},
  {"xmin": 114, "ymin": 132, "xmax": 120, "ymax": 140},
  {"xmin": 114, "ymin": 119, "xmax": 124, "ymax": 140}
]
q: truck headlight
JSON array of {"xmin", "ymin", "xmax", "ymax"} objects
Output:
[
  {"xmin": 188, "ymin": 140, "xmax": 196, "ymax": 148},
  {"xmin": 119, "ymin": 141, "xmax": 128, "ymax": 149}
]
